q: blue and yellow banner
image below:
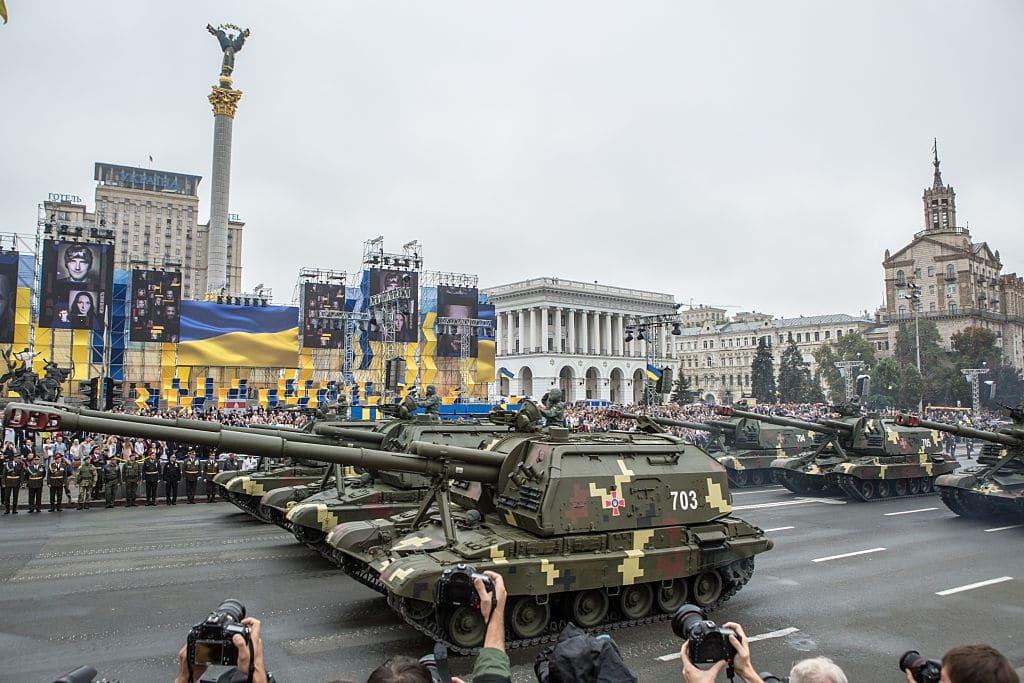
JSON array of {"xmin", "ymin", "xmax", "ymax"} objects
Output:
[
  {"xmin": 646, "ymin": 364, "xmax": 662, "ymax": 381},
  {"xmin": 177, "ymin": 301, "xmax": 299, "ymax": 368},
  {"xmin": 499, "ymin": 367, "xmax": 514, "ymax": 379}
]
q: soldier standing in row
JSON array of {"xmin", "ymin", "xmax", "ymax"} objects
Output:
[
  {"xmin": 3, "ymin": 454, "xmax": 26, "ymax": 514},
  {"xmin": 162, "ymin": 453, "xmax": 182, "ymax": 506},
  {"xmin": 121, "ymin": 452, "xmax": 141, "ymax": 507},
  {"xmin": 25, "ymin": 454, "xmax": 45, "ymax": 513},
  {"xmin": 203, "ymin": 452, "xmax": 220, "ymax": 503},
  {"xmin": 102, "ymin": 456, "xmax": 121, "ymax": 508},
  {"xmin": 47, "ymin": 454, "xmax": 67, "ymax": 512},
  {"xmin": 76, "ymin": 457, "xmax": 96, "ymax": 510},
  {"xmin": 182, "ymin": 450, "xmax": 201, "ymax": 504},
  {"xmin": 142, "ymin": 449, "xmax": 161, "ymax": 506}
]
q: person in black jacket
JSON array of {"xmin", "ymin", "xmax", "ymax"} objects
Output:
[
  {"xmin": 162, "ymin": 454, "xmax": 182, "ymax": 506},
  {"xmin": 142, "ymin": 449, "xmax": 161, "ymax": 506},
  {"xmin": 3, "ymin": 454, "xmax": 26, "ymax": 514}
]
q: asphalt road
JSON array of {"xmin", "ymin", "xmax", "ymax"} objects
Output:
[{"xmin": 0, "ymin": 482, "xmax": 1020, "ymax": 683}]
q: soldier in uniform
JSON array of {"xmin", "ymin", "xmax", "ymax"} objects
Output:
[
  {"xmin": 203, "ymin": 452, "xmax": 220, "ymax": 502},
  {"xmin": 102, "ymin": 456, "xmax": 121, "ymax": 508},
  {"xmin": 142, "ymin": 449, "xmax": 161, "ymax": 506},
  {"xmin": 25, "ymin": 454, "xmax": 45, "ymax": 513},
  {"xmin": 121, "ymin": 452, "xmax": 141, "ymax": 507},
  {"xmin": 539, "ymin": 388, "xmax": 566, "ymax": 428},
  {"xmin": 3, "ymin": 453, "xmax": 26, "ymax": 514},
  {"xmin": 416, "ymin": 384, "xmax": 442, "ymax": 416},
  {"xmin": 162, "ymin": 453, "xmax": 182, "ymax": 505},
  {"xmin": 76, "ymin": 457, "xmax": 97, "ymax": 510},
  {"xmin": 182, "ymin": 450, "xmax": 201, "ymax": 504},
  {"xmin": 48, "ymin": 454, "xmax": 67, "ymax": 511}
]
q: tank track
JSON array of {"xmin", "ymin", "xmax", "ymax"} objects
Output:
[
  {"xmin": 775, "ymin": 470, "xmax": 835, "ymax": 495},
  {"xmin": 726, "ymin": 468, "xmax": 777, "ymax": 488},
  {"xmin": 939, "ymin": 486, "xmax": 1020, "ymax": 519},
  {"xmin": 391, "ymin": 557, "xmax": 756, "ymax": 656},
  {"xmin": 341, "ymin": 556, "xmax": 388, "ymax": 593},
  {"xmin": 225, "ymin": 492, "xmax": 272, "ymax": 522},
  {"xmin": 834, "ymin": 473, "xmax": 937, "ymax": 503},
  {"xmin": 266, "ymin": 508, "xmax": 294, "ymax": 532}
]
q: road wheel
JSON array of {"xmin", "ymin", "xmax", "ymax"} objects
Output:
[
  {"xmin": 509, "ymin": 596, "xmax": 550, "ymax": 639},
  {"xmin": 656, "ymin": 579, "xmax": 689, "ymax": 613},
  {"xmin": 908, "ymin": 478, "xmax": 922, "ymax": 495},
  {"xmin": 921, "ymin": 477, "xmax": 935, "ymax": 493},
  {"xmin": 877, "ymin": 480, "xmax": 893, "ymax": 498},
  {"xmin": 893, "ymin": 480, "xmax": 908, "ymax": 497},
  {"xmin": 730, "ymin": 470, "xmax": 749, "ymax": 487},
  {"xmin": 750, "ymin": 470, "xmax": 768, "ymax": 486},
  {"xmin": 447, "ymin": 606, "xmax": 486, "ymax": 649},
  {"xmin": 692, "ymin": 570, "xmax": 724, "ymax": 607},
  {"xmin": 570, "ymin": 589, "xmax": 609, "ymax": 628},
  {"xmin": 857, "ymin": 479, "xmax": 876, "ymax": 500},
  {"xmin": 619, "ymin": 584, "xmax": 654, "ymax": 619}
]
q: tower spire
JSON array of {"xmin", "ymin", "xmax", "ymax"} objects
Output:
[{"xmin": 932, "ymin": 137, "xmax": 943, "ymax": 189}]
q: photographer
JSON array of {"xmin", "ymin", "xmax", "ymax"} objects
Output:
[
  {"xmin": 174, "ymin": 617, "xmax": 267, "ymax": 683},
  {"xmin": 903, "ymin": 644, "xmax": 1018, "ymax": 683},
  {"xmin": 367, "ymin": 570, "xmax": 510, "ymax": 683},
  {"xmin": 680, "ymin": 621, "xmax": 847, "ymax": 683}
]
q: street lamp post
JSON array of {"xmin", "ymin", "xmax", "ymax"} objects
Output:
[{"xmin": 901, "ymin": 281, "xmax": 923, "ymax": 412}]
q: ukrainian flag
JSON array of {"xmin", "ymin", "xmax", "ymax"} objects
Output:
[
  {"xmin": 499, "ymin": 367, "xmax": 514, "ymax": 379},
  {"xmin": 646, "ymin": 364, "xmax": 662, "ymax": 381},
  {"xmin": 177, "ymin": 301, "xmax": 299, "ymax": 368}
]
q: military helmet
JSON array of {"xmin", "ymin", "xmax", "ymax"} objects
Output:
[
  {"xmin": 548, "ymin": 387, "xmax": 563, "ymax": 402},
  {"xmin": 425, "ymin": 385, "xmax": 437, "ymax": 396}
]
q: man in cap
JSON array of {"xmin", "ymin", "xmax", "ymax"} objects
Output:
[
  {"xmin": 47, "ymin": 453, "xmax": 68, "ymax": 511},
  {"xmin": 162, "ymin": 453, "xmax": 182, "ymax": 505},
  {"xmin": 121, "ymin": 452, "xmax": 141, "ymax": 507},
  {"xmin": 102, "ymin": 455, "xmax": 121, "ymax": 508},
  {"xmin": 203, "ymin": 452, "xmax": 220, "ymax": 503},
  {"xmin": 182, "ymin": 449, "xmax": 201, "ymax": 504},
  {"xmin": 25, "ymin": 453, "xmax": 46, "ymax": 513},
  {"xmin": 142, "ymin": 448, "xmax": 161, "ymax": 506},
  {"xmin": 76, "ymin": 456, "xmax": 97, "ymax": 510},
  {"xmin": 2, "ymin": 453, "xmax": 26, "ymax": 514},
  {"xmin": 416, "ymin": 385, "xmax": 441, "ymax": 416}
]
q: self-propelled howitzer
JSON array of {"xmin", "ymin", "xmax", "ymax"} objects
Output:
[
  {"xmin": 714, "ymin": 405, "xmax": 953, "ymax": 501},
  {"xmin": 895, "ymin": 411, "xmax": 1024, "ymax": 519},
  {"xmin": 326, "ymin": 418, "xmax": 772, "ymax": 653}
]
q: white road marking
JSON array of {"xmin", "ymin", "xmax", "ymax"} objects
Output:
[
  {"xmin": 985, "ymin": 524, "xmax": 1023, "ymax": 532},
  {"xmin": 734, "ymin": 497, "xmax": 846, "ymax": 511},
  {"xmin": 731, "ymin": 486, "xmax": 786, "ymax": 496},
  {"xmin": 883, "ymin": 507, "xmax": 939, "ymax": 516},
  {"xmin": 764, "ymin": 526, "xmax": 795, "ymax": 532},
  {"xmin": 812, "ymin": 547, "xmax": 887, "ymax": 563},
  {"xmin": 936, "ymin": 576, "xmax": 1013, "ymax": 596},
  {"xmin": 657, "ymin": 627, "xmax": 799, "ymax": 661}
]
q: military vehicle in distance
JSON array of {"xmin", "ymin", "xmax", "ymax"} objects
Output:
[
  {"xmin": 611, "ymin": 410, "xmax": 813, "ymax": 487},
  {"xmin": 6, "ymin": 400, "xmax": 773, "ymax": 654},
  {"xmin": 715, "ymin": 404, "xmax": 955, "ymax": 501},
  {"xmin": 897, "ymin": 406, "xmax": 1024, "ymax": 519}
]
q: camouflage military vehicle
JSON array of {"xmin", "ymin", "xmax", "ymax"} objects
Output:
[
  {"xmin": 6, "ymin": 400, "xmax": 772, "ymax": 653},
  {"xmin": 715, "ymin": 404, "xmax": 955, "ymax": 501},
  {"xmin": 896, "ymin": 407, "xmax": 1024, "ymax": 519},
  {"xmin": 612, "ymin": 411, "xmax": 813, "ymax": 487}
]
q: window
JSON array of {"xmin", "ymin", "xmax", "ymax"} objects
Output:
[
  {"xmin": 896, "ymin": 270, "xmax": 905, "ymax": 285},
  {"xmin": 949, "ymin": 302, "xmax": 958, "ymax": 314},
  {"xmin": 928, "ymin": 284, "xmax": 935, "ymax": 296},
  {"xmin": 814, "ymin": 331, "xmax": 820, "ymax": 341},
  {"xmin": 947, "ymin": 283, "xmax": 957, "ymax": 296},
  {"xmin": 824, "ymin": 331, "xmax": 830, "ymax": 339},
  {"xmin": 929, "ymin": 302, "xmax": 936, "ymax": 312},
  {"xmin": 898, "ymin": 306, "xmax": 906, "ymax": 318},
  {"xmin": 927, "ymin": 266, "xmax": 935, "ymax": 277},
  {"xmin": 946, "ymin": 264, "xmax": 955, "ymax": 279},
  {"xmin": 836, "ymin": 329, "xmax": 843, "ymax": 338}
]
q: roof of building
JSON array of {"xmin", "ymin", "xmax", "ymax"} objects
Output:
[{"xmin": 676, "ymin": 313, "xmax": 873, "ymax": 337}]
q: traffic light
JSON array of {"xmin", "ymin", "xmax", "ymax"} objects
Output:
[
  {"xmin": 79, "ymin": 378, "xmax": 98, "ymax": 409},
  {"xmin": 103, "ymin": 377, "xmax": 123, "ymax": 410}
]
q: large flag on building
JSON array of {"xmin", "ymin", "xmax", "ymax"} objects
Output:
[
  {"xmin": 177, "ymin": 301, "xmax": 299, "ymax": 368},
  {"xmin": 645, "ymin": 364, "xmax": 662, "ymax": 381}
]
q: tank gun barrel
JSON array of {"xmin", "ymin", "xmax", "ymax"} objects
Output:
[
  {"xmin": 817, "ymin": 418, "xmax": 857, "ymax": 433},
  {"xmin": 311, "ymin": 425, "xmax": 386, "ymax": 444},
  {"xmin": 714, "ymin": 406, "xmax": 837, "ymax": 434},
  {"xmin": 895, "ymin": 414, "xmax": 1023, "ymax": 448},
  {"xmin": 703, "ymin": 419, "xmax": 738, "ymax": 431},
  {"xmin": 606, "ymin": 411, "xmax": 719, "ymax": 433},
  {"xmin": 408, "ymin": 440, "xmax": 509, "ymax": 467},
  {"xmin": 3, "ymin": 404, "xmax": 500, "ymax": 483}
]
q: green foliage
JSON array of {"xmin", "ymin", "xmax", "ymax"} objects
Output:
[
  {"xmin": 983, "ymin": 366, "xmax": 1024, "ymax": 409},
  {"xmin": 670, "ymin": 365, "xmax": 692, "ymax": 405},
  {"xmin": 777, "ymin": 340, "xmax": 811, "ymax": 403},
  {"xmin": 750, "ymin": 337, "xmax": 776, "ymax": 403},
  {"xmin": 812, "ymin": 331, "xmax": 876, "ymax": 402},
  {"xmin": 869, "ymin": 357, "xmax": 901, "ymax": 407},
  {"xmin": 898, "ymin": 363, "xmax": 924, "ymax": 409},
  {"xmin": 950, "ymin": 327, "xmax": 1000, "ymax": 368}
]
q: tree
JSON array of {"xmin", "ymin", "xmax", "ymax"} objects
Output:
[
  {"xmin": 812, "ymin": 331, "xmax": 876, "ymax": 402},
  {"xmin": 894, "ymin": 318, "xmax": 952, "ymax": 405},
  {"xmin": 868, "ymin": 357, "xmax": 901, "ymax": 409},
  {"xmin": 750, "ymin": 337, "xmax": 776, "ymax": 403},
  {"xmin": 777, "ymin": 339, "xmax": 811, "ymax": 403},
  {"xmin": 950, "ymin": 327, "xmax": 1000, "ymax": 368},
  {"xmin": 898, "ymin": 363, "xmax": 924, "ymax": 410},
  {"xmin": 983, "ymin": 365, "xmax": 1024, "ymax": 410},
  {"xmin": 670, "ymin": 365, "xmax": 692, "ymax": 405}
]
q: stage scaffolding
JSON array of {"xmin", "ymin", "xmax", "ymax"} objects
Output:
[{"xmin": 364, "ymin": 238, "xmax": 422, "ymax": 396}]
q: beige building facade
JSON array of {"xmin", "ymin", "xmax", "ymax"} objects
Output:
[{"xmin": 881, "ymin": 152, "xmax": 1024, "ymax": 369}]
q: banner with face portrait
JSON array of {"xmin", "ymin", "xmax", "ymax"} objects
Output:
[
  {"xmin": 301, "ymin": 282, "xmax": 347, "ymax": 349},
  {"xmin": 129, "ymin": 270, "xmax": 183, "ymax": 342},
  {"xmin": 368, "ymin": 269, "xmax": 419, "ymax": 343},
  {"xmin": 436, "ymin": 286, "xmax": 479, "ymax": 358},
  {"xmin": 0, "ymin": 252, "xmax": 18, "ymax": 345},
  {"xmin": 39, "ymin": 239, "xmax": 114, "ymax": 331}
]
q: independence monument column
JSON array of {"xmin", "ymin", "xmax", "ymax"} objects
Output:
[{"xmin": 205, "ymin": 22, "xmax": 250, "ymax": 295}]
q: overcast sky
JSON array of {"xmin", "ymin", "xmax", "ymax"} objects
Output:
[{"xmin": 2, "ymin": 2, "xmax": 1022, "ymax": 318}]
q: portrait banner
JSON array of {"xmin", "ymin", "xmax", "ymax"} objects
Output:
[
  {"xmin": 130, "ymin": 270, "xmax": 183, "ymax": 343},
  {"xmin": 39, "ymin": 239, "xmax": 114, "ymax": 331},
  {"xmin": 301, "ymin": 282, "xmax": 347, "ymax": 349}
]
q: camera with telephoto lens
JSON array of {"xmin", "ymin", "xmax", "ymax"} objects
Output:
[
  {"xmin": 671, "ymin": 604, "xmax": 741, "ymax": 664},
  {"xmin": 187, "ymin": 599, "xmax": 251, "ymax": 666},
  {"xmin": 899, "ymin": 650, "xmax": 942, "ymax": 683},
  {"xmin": 435, "ymin": 564, "xmax": 494, "ymax": 608}
]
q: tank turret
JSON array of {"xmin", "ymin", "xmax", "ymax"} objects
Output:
[
  {"xmin": 6, "ymin": 402, "xmax": 773, "ymax": 652},
  {"xmin": 714, "ymin": 406, "xmax": 954, "ymax": 501},
  {"xmin": 896, "ymin": 411, "xmax": 1024, "ymax": 519}
]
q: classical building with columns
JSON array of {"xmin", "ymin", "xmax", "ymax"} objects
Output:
[{"xmin": 482, "ymin": 277, "xmax": 680, "ymax": 404}]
